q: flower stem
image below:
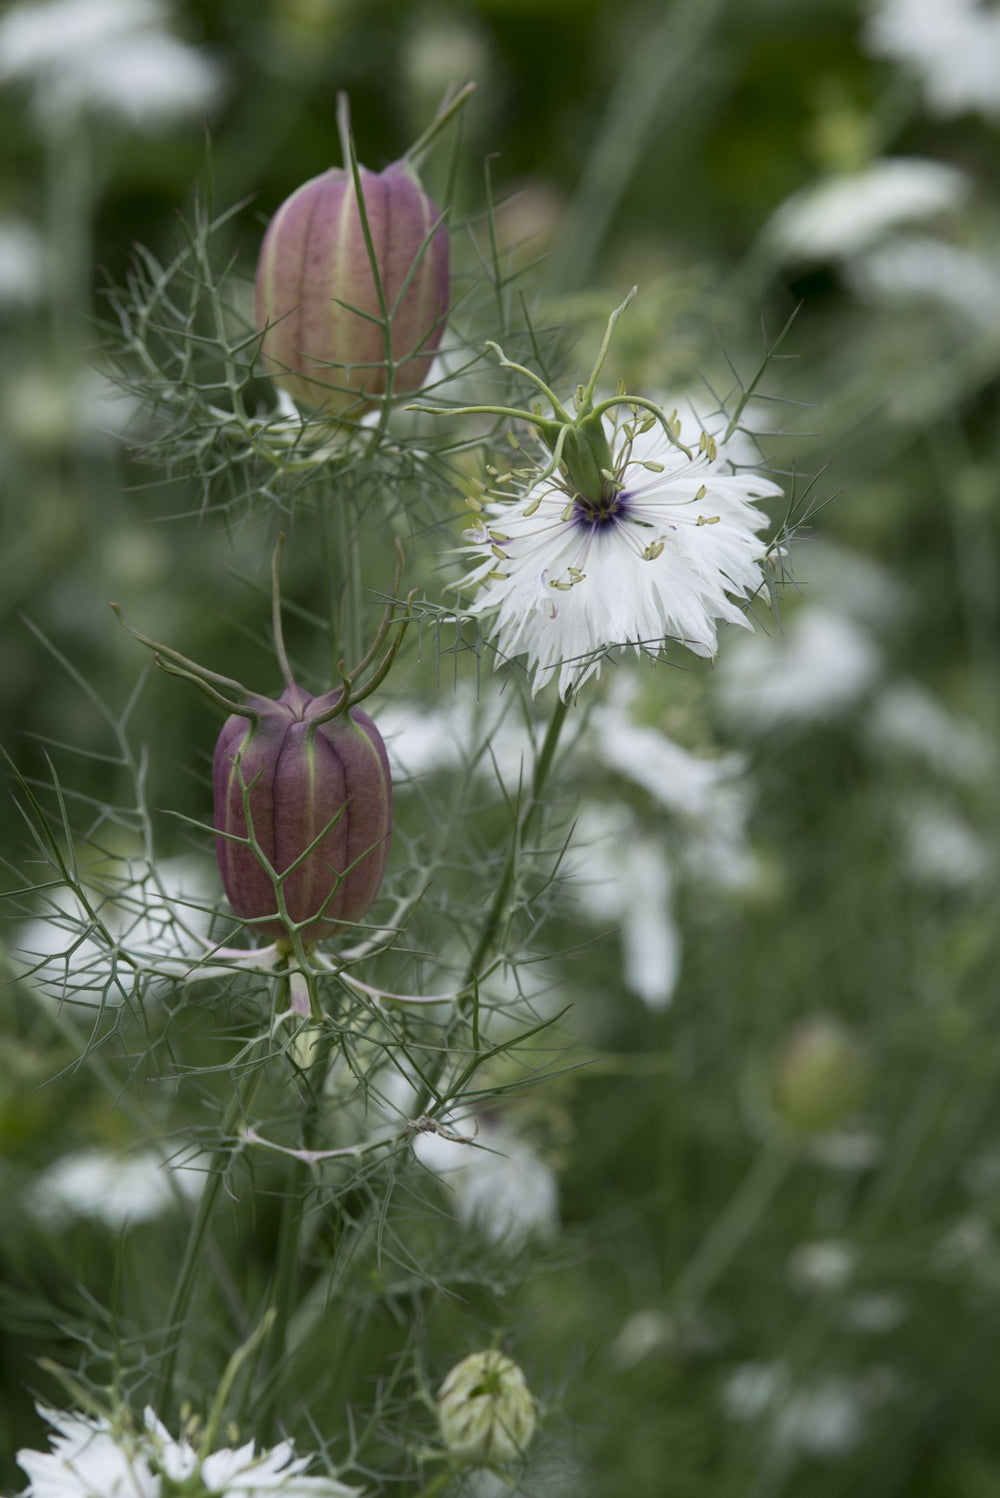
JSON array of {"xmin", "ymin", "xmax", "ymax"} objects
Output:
[
  {"xmin": 404, "ymin": 82, "xmax": 476, "ymax": 167},
  {"xmin": 667, "ymin": 1138, "xmax": 795, "ymax": 1313},
  {"xmin": 255, "ymin": 1026, "xmax": 336, "ymax": 1440},
  {"xmin": 459, "ymin": 693, "xmax": 570, "ymax": 1000},
  {"xmin": 271, "ymin": 532, "xmax": 297, "ymax": 691},
  {"xmin": 157, "ymin": 1063, "xmax": 267, "ymax": 1417}
]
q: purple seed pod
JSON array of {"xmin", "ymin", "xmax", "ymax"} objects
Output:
[
  {"xmin": 213, "ymin": 683, "xmax": 392, "ymax": 944},
  {"xmin": 255, "ymin": 157, "xmax": 449, "ymax": 413}
]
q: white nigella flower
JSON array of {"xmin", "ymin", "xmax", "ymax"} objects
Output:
[
  {"xmin": 720, "ymin": 1364, "xmax": 873, "ymax": 1459},
  {"xmin": 461, "ymin": 402, "xmax": 780, "ymax": 699},
  {"xmin": 567, "ymin": 804, "xmax": 682, "ymax": 1009},
  {"xmin": 0, "ymin": 215, "xmax": 46, "ymax": 309},
  {"xmin": 865, "ymin": 678, "xmax": 995, "ymax": 784},
  {"xmin": 787, "ymin": 1239, "xmax": 856, "ymax": 1295},
  {"xmin": 716, "ymin": 605, "xmax": 882, "ymax": 734},
  {"xmin": 847, "ymin": 234, "xmax": 1000, "ymax": 326},
  {"xmin": 0, "ymin": 0, "xmax": 223, "ymax": 128},
  {"xmin": 897, "ymin": 796, "xmax": 993, "ymax": 891},
  {"xmin": 863, "ymin": 0, "xmax": 1000, "ymax": 119},
  {"xmin": 762, "ymin": 158, "xmax": 968, "ymax": 265},
  {"xmin": 415, "ymin": 1116, "xmax": 559, "ymax": 1249},
  {"xmin": 24, "ymin": 1146, "xmax": 203, "ymax": 1228},
  {"xmin": 16, "ymin": 1404, "xmax": 360, "ymax": 1498},
  {"xmin": 420, "ymin": 298, "xmax": 781, "ymax": 701}
]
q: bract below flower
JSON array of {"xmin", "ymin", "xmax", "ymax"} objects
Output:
[{"xmin": 461, "ymin": 405, "xmax": 781, "ymax": 698}]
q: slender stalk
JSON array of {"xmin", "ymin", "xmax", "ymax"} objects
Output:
[
  {"xmin": 157, "ymin": 1063, "xmax": 267, "ymax": 1416},
  {"xmin": 271, "ymin": 532, "xmax": 297, "ymax": 691},
  {"xmin": 336, "ymin": 91, "xmax": 352, "ymax": 170},
  {"xmin": 256, "ymin": 1026, "xmax": 336, "ymax": 1440},
  {"xmin": 667, "ymin": 1138, "xmax": 795, "ymax": 1313},
  {"xmin": 579, "ymin": 288, "xmax": 637, "ymax": 408},
  {"xmin": 344, "ymin": 507, "xmax": 364, "ymax": 671},
  {"xmin": 44, "ymin": 114, "xmax": 92, "ymax": 359},
  {"xmin": 460, "ymin": 694, "xmax": 570, "ymax": 1000},
  {"xmin": 404, "ymin": 82, "xmax": 476, "ymax": 167}
]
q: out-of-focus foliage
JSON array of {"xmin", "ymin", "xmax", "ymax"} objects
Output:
[{"xmin": 3, "ymin": 1, "xmax": 1000, "ymax": 1495}]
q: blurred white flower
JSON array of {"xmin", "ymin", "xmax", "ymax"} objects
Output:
[
  {"xmin": 462, "ymin": 404, "xmax": 780, "ymax": 698},
  {"xmin": 415, "ymin": 1117, "xmax": 558, "ymax": 1249},
  {"xmin": 865, "ymin": 678, "xmax": 995, "ymax": 784},
  {"xmin": 568, "ymin": 806, "xmax": 681, "ymax": 1009},
  {"xmin": 609, "ymin": 1307, "xmax": 726, "ymax": 1369},
  {"xmin": 722, "ymin": 1363, "xmax": 873, "ymax": 1458},
  {"xmin": 24, "ymin": 1147, "xmax": 203, "ymax": 1227},
  {"xmin": 0, "ymin": 215, "xmax": 46, "ymax": 308},
  {"xmin": 0, "ymin": 0, "xmax": 162, "ymax": 67},
  {"xmin": 962, "ymin": 1151, "xmax": 1000, "ymax": 1196},
  {"xmin": 847, "ymin": 234, "xmax": 1000, "ymax": 325},
  {"xmin": 933, "ymin": 1213, "xmax": 996, "ymax": 1270},
  {"xmin": 808, "ymin": 1128, "xmax": 884, "ymax": 1173},
  {"xmin": 796, "ymin": 539, "xmax": 911, "ymax": 632},
  {"xmin": 47, "ymin": 29, "xmax": 222, "ymax": 125},
  {"xmin": 864, "ymin": 0, "xmax": 1000, "ymax": 118},
  {"xmin": 608, "ymin": 1309, "xmax": 675, "ymax": 1369},
  {"xmin": 380, "ymin": 687, "xmax": 535, "ymax": 790},
  {"xmin": 592, "ymin": 678, "xmax": 746, "ymax": 821},
  {"xmin": 457, "ymin": 1133, "xmax": 559, "ymax": 1248},
  {"xmin": 590, "ymin": 675, "xmax": 761, "ymax": 892},
  {"xmin": 17, "ymin": 1404, "xmax": 359, "ymax": 1498},
  {"xmin": 722, "ymin": 1361, "xmax": 787, "ymax": 1421},
  {"xmin": 0, "ymin": 0, "xmax": 223, "ymax": 128},
  {"xmin": 897, "ymin": 797, "xmax": 993, "ymax": 890},
  {"xmin": 773, "ymin": 1377, "xmax": 866, "ymax": 1457},
  {"xmin": 762, "ymin": 158, "xmax": 968, "ymax": 264},
  {"xmin": 842, "ymin": 1292, "xmax": 907, "ymax": 1334},
  {"xmin": 16, "ymin": 856, "xmax": 217, "ymax": 1009},
  {"xmin": 716, "ymin": 605, "xmax": 881, "ymax": 734},
  {"xmin": 405, "ymin": 13, "xmax": 489, "ymax": 107},
  {"xmin": 787, "ymin": 1239, "xmax": 856, "ymax": 1294}
]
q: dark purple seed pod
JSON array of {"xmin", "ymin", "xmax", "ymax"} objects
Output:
[
  {"xmin": 213, "ymin": 683, "xmax": 392, "ymax": 944},
  {"xmin": 255, "ymin": 157, "xmax": 449, "ymax": 414}
]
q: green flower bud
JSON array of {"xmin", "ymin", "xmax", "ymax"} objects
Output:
[
  {"xmin": 436, "ymin": 1350, "xmax": 536, "ymax": 1466},
  {"xmin": 773, "ymin": 1016, "xmax": 870, "ymax": 1135}
]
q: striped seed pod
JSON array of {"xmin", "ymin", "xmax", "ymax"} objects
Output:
[
  {"xmin": 255, "ymin": 157, "xmax": 449, "ymax": 414},
  {"xmin": 213, "ymin": 683, "xmax": 391, "ymax": 944}
]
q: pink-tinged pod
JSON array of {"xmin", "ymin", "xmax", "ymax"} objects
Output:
[
  {"xmin": 213, "ymin": 683, "xmax": 392, "ymax": 943},
  {"xmin": 255, "ymin": 158, "xmax": 449, "ymax": 413}
]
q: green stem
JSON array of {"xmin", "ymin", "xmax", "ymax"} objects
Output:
[
  {"xmin": 256, "ymin": 1026, "xmax": 335, "ymax": 1439},
  {"xmin": 157, "ymin": 1063, "xmax": 267, "ymax": 1416},
  {"xmin": 460, "ymin": 694, "xmax": 570, "ymax": 999},
  {"xmin": 326, "ymin": 490, "xmax": 364, "ymax": 674},
  {"xmin": 667, "ymin": 1139, "xmax": 795, "ymax": 1313},
  {"xmin": 404, "ymin": 83, "xmax": 476, "ymax": 167},
  {"xmin": 44, "ymin": 114, "xmax": 93, "ymax": 360},
  {"xmin": 271, "ymin": 532, "xmax": 296, "ymax": 691},
  {"xmin": 345, "ymin": 508, "xmax": 364, "ymax": 671},
  {"xmin": 579, "ymin": 288, "xmax": 637, "ymax": 408}
]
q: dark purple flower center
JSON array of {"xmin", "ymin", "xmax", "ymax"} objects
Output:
[{"xmin": 571, "ymin": 485, "xmax": 632, "ymax": 530}]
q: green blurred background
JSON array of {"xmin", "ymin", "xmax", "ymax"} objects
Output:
[{"xmin": 3, "ymin": 0, "xmax": 1000, "ymax": 1494}]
